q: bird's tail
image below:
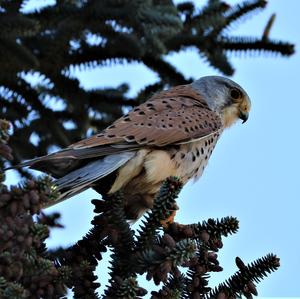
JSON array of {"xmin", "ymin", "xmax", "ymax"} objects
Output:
[
  {"xmin": 55, "ymin": 152, "xmax": 135, "ymax": 201},
  {"xmin": 18, "ymin": 152, "xmax": 135, "ymax": 209}
]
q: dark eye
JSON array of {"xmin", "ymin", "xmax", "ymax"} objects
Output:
[{"xmin": 230, "ymin": 88, "xmax": 242, "ymax": 100}]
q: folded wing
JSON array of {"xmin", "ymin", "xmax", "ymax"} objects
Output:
[{"xmin": 12, "ymin": 85, "xmax": 222, "ymax": 202}]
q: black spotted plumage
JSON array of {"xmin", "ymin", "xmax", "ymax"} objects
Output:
[{"xmin": 11, "ymin": 76, "xmax": 251, "ymax": 220}]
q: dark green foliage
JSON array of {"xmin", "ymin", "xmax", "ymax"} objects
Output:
[
  {"xmin": 0, "ymin": 120, "xmax": 12, "ymax": 183},
  {"xmin": 135, "ymin": 177, "xmax": 182, "ymax": 250},
  {"xmin": 0, "ymin": 153, "xmax": 68, "ymax": 297},
  {"xmin": 206, "ymin": 254, "xmax": 280, "ymax": 299},
  {"xmin": 191, "ymin": 216, "xmax": 239, "ymax": 239},
  {"xmin": 0, "ymin": 128, "xmax": 281, "ymax": 297},
  {"xmin": 151, "ymin": 274, "xmax": 187, "ymax": 298},
  {"xmin": 115, "ymin": 277, "xmax": 147, "ymax": 299},
  {"xmin": 0, "ymin": 0, "xmax": 294, "ymax": 169}
]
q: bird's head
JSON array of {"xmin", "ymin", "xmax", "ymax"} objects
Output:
[{"xmin": 191, "ymin": 76, "xmax": 251, "ymax": 128}]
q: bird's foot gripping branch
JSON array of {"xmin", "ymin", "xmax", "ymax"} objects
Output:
[{"xmin": 0, "ymin": 121, "xmax": 279, "ymax": 298}]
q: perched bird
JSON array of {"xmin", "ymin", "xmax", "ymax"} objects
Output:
[{"xmin": 16, "ymin": 76, "xmax": 251, "ymax": 220}]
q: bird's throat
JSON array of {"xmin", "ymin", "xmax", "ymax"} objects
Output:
[{"xmin": 222, "ymin": 105, "xmax": 239, "ymax": 128}]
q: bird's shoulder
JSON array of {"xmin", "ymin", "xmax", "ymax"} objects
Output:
[{"xmin": 147, "ymin": 84, "xmax": 210, "ymax": 109}]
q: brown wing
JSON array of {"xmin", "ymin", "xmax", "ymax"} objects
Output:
[
  {"xmin": 19, "ymin": 85, "xmax": 222, "ymax": 176},
  {"xmin": 72, "ymin": 84, "xmax": 222, "ymax": 148}
]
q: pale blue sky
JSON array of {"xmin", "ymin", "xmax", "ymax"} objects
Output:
[{"xmin": 5, "ymin": 0, "xmax": 300, "ymax": 297}]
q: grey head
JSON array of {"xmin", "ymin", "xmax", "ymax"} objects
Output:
[{"xmin": 191, "ymin": 76, "xmax": 251, "ymax": 127}]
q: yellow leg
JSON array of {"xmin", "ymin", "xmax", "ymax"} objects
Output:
[{"xmin": 160, "ymin": 209, "xmax": 177, "ymax": 228}]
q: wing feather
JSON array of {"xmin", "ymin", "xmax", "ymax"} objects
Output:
[
  {"xmin": 45, "ymin": 152, "xmax": 135, "ymax": 207},
  {"xmin": 15, "ymin": 85, "xmax": 222, "ymax": 177},
  {"xmin": 72, "ymin": 84, "xmax": 222, "ymax": 148}
]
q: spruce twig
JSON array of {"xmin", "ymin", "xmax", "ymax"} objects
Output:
[
  {"xmin": 262, "ymin": 13, "xmax": 276, "ymax": 41},
  {"xmin": 135, "ymin": 177, "xmax": 182, "ymax": 251},
  {"xmin": 206, "ymin": 254, "xmax": 280, "ymax": 299}
]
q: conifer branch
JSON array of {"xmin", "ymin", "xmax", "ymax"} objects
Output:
[
  {"xmin": 0, "ymin": 131, "xmax": 282, "ymax": 297},
  {"xmin": 193, "ymin": 216, "xmax": 239, "ymax": 238},
  {"xmin": 190, "ymin": 1, "xmax": 230, "ymax": 32},
  {"xmin": 136, "ymin": 239, "xmax": 196, "ymax": 285},
  {"xmin": 135, "ymin": 177, "xmax": 182, "ymax": 251},
  {"xmin": 110, "ymin": 277, "xmax": 147, "ymax": 299},
  {"xmin": 214, "ymin": 0, "xmax": 267, "ymax": 35},
  {"xmin": 151, "ymin": 274, "xmax": 187, "ymax": 298},
  {"xmin": 0, "ymin": 15, "xmax": 40, "ymax": 38},
  {"xmin": 143, "ymin": 56, "xmax": 189, "ymax": 85},
  {"xmin": 262, "ymin": 13, "xmax": 276, "ymax": 41},
  {"xmin": 221, "ymin": 36, "xmax": 295, "ymax": 56},
  {"xmin": 206, "ymin": 254, "xmax": 280, "ymax": 299},
  {"xmin": 104, "ymin": 192, "xmax": 135, "ymax": 289}
]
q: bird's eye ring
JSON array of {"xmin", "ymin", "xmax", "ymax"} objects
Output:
[{"xmin": 230, "ymin": 88, "xmax": 241, "ymax": 100}]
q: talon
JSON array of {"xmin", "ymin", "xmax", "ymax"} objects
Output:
[{"xmin": 160, "ymin": 209, "xmax": 177, "ymax": 228}]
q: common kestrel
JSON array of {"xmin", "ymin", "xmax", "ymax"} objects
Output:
[{"xmin": 16, "ymin": 76, "xmax": 251, "ymax": 220}]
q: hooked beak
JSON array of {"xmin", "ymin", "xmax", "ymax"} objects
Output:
[{"xmin": 239, "ymin": 111, "xmax": 249, "ymax": 123}]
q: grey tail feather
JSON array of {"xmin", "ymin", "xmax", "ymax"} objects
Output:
[
  {"xmin": 4, "ymin": 156, "xmax": 46, "ymax": 171},
  {"xmin": 44, "ymin": 152, "xmax": 136, "ymax": 208}
]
